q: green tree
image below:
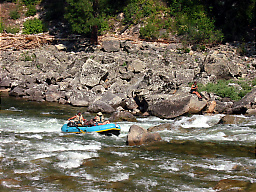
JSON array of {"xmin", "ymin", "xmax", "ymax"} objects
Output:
[{"xmin": 65, "ymin": 0, "xmax": 113, "ymax": 43}]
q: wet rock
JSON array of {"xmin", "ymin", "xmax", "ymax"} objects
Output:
[
  {"xmin": 109, "ymin": 111, "xmax": 137, "ymax": 122},
  {"xmin": 219, "ymin": 115, "xmax": 248, "ymax": 125},
  {"xmin": 147, "ymin": 123, "xmax": 172, "ymax": 132},
  {"xmin": 9, "ymin": 86, "xmax": 26, "ymax": 97},
  {"xmin": 246, "ymin": 109, "xmax": 256, "ymax": 116},
  {"xmin": 127, "ymin": 125, "xmax": 162, "ymax": 146},
  {"xmin": 215, "ymin": 100, "xmax": 233, "ymax": 114},
  {"xmin": 25, "ymin": 86, "xmax": 45, "ymax": 102},
  {"xmin": 232, "ymin": 88, "xmax": 256, "ymax": 114},
  {"xmin": 146, "ymin": 93, "xmax": 191, "ymax": 119},
  {"xmin": 213, "ymin": 179, "xmax": 251, "ymax": 192}
]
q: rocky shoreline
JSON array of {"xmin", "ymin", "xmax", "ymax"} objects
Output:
[{"xmin": 1, "ymin": 39, "xmax": 256, "ymax": 119}]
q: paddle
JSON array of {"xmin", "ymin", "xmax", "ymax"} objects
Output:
[{"xmin": 76, "ymin": 124, "xmax": 86, "ymax": 134}]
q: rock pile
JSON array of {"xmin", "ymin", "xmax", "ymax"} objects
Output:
[{"xmin": 0, "ymin": 39, "xmax": 255, "ymax": 118}]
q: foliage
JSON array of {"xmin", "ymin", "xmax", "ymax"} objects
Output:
[
  {"xmin": 25, "ymin": 4, "xmax": 37, "ymax": 17},
  {"xmin": 22, "ymin": 0, "xmax": 39, "ymax": 6},
  {"xmin": 23, "ymin": 18, "xmax": 43, "ymax": 34},
  {"xmin": 199, "ymin": 79, "xmax": 255, "ymax": 101},
  {"xmin": 0, "ymin": 19, "xmax": 4, "ymax": 33},
  {"xmin": 202, "ymin": 0, "xmax": 256, "ymax": 42},
  {"xmin": 169, "ymin": 0, "xmax": 224, "ymax": 44},
  {"xmin": 5, "ymin": 25, "xmax": 20, "ymax": 34},
  {"xmin": 9, "ymin": 9, "xmax": 20, "ymax": 20},
  {"xmin": 65, "ymin": 0, "xmax": 111, "ymax": 35}
]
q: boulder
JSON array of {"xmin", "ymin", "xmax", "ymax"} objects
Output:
[
  {"xmin": 88, "ymin": 100, "xmax": 115, "ymax": 113},
  {"xmin": 0, "ymin": 76, "xmax": 12, "ymax": 88},
  {"xmin": 147, "ymin": 123, "xmax": 172, "ymax": 132},
  {"xmin": 99, "ymin": 92, "xmax": 124, "ymax": 108},
  {"xmin": 25, "ymin": 86, "xmax": 45, "ymax": 102},
  {"xmin": 123, "ymin": 41, "xmax": 139, "ymax": 54},
  {"xmin": 213, "ymin": 179, "xmax": 252, "ymax": 192},
  {"xmin": 69, "ymin": 90, "xmax": 92, "ymax": 107},
  {"xmin": 232, "ymin": 88, "xmax": 256, "ymax": 114},
  {"xmin": 215, "ymin": 100, "xmax": 233, "ymax": 114},
  {"xmin": 246, "ymin": 109, "xmax": 256, "ymax": 116},
  {"xmin": 9, "ymin": 86, "xmax": 26, "ymax": 97},
  {"xmin": 125, "ymin": 97, "xmax": 139, "ymax": 110},
  {"xmin": 109, "ymin": 111, "xmax": 137, "ymax": 122},
  {"xmin": 204, "ymin": 100, "xmax": 217, "ymax": 113},
  {"xmin": 102, "ymin": 40, "xmax": 120, "ymax": 52},
  {"xmin": 45, "ymin": 85, "xmax": 61, "ymax": 102},
  {"xmin": 219, "ymin": 115, "xmax": 248, "ymax": 125},
  {"xmin": 80, "ymin": 59, "xmax": 108, "ymax": 87},
  {"xmin": 127, "ymin": 59, "xmax": 146, "ymax": 73},
  {"xmin": 146, "ymin": 93, "xmax": 191, "ymax": 119},
  {"xmin": 127, "ymin": 125, "xmax": 162, "ymax": 146},
  {"xmin": 188, "ymin": 96, "xmax": 208, "ymax": 114}
]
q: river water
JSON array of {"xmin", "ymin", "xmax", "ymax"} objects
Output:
[{"xmin": 0, "ymin": 93, "xmax": 255, "ymax": 191}]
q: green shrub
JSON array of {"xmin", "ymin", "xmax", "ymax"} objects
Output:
[
  {"xmin": 22, "ymin": 0, "xmax": 38, "ymax": 6},
  {"xmin": 175, "ymin": 10, "xmax": 223, "ymax": 44},
  {"xmin": 6, "ymin": 25, "xmax": 20, "ymax": 34},
  {"xmin": 199, "ymin": 79, "xmax": 254, "ymax": 101},
  {"xmin": 23, "ymin": 18, "xmax": 43, "ymax": 34},
  {"xmin": 10, "ymin": 9, "xmax": 20, "ymax": 20},
  {"xmin": 140, "ymin": 22, "xmax": 159, "ymax": 40},
  {"xmin": 0, "ymin": 20, "xmax": 4, "ymax": 32},
  {"xmin": 25, "ymin": 4, "xmax": 37, "ymax": 17}
]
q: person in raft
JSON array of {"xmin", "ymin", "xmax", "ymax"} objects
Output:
[
  {"xmin": 93, "ymin": 112, "xmax": 110, "ymax": 125},
  {"xmin": 68, "ymin": 112, "xmax": 86, "ymax": 125},
  {"xmin": 190, "ymin": 81, "xmax": 203, "ymax": 101}
]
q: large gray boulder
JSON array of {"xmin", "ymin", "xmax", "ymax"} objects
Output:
[
  {"xmin": 45, "ymin": 85, "xmax": 61, "ymax": 102},
  {"xmin": 98, "ymin": 91, "xmax": 124, "ymax": 108},
  {"xmin": 127, "ymin": 125, "xmax": 162, "ymax": 146},
  {"xmin": 145, "ymin": 93, "xmax": 191, "ymax": 119},
  {"xmin": 88, "ymin": 100, "xmax": 115, "ymax": 113},
  {"xmin": 102, "ymin": 40, "xmax": 120, "ymax": 52},
  {"xmin": 109, "ymin": 111, "xmax": 137, "ymax": 122},
  {"xmin": 80, "ymin": 59, "xmax": 108, "ymax": 87},
  {"xmin": 232, "ymin": 88, "xmax": 256, "ymax": 114},
  {"xmin": 69, "ymin": 90, "xmax": 92, "ymax": 107}
]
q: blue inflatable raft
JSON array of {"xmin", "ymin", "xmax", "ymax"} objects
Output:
[{"xmin": 61, "ymin": 123, "xmax": 121, "ymax": 136}]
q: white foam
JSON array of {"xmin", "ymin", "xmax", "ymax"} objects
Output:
[
  {"xmin": 108, "ymin": 173, "xmax": 129, "ymax": 182},
  {"xmin": 175, "ymin": 114, "xmax": 224, "ymax": 128},
  {"xmin": 57, "ymin": 151, "xmax": 98, "ymax": 169}
]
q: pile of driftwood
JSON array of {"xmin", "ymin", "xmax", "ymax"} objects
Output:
[{"xmin": 0, "ymin": 33, "xmax": 55, "ymax": 50}]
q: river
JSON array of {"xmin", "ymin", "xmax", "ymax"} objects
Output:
[{"xmin": 0, "ymin": 93, "xmax": 255, "ymax": 191}]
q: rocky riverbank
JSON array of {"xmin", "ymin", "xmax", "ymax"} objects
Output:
[{"xmin": 0, "ymin": 39, "xmax": 256, "ymax": 119}]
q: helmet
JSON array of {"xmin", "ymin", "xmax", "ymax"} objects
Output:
[{"xmin": 97, "ymin": 112, "xmax": 103, "ymax": 116}]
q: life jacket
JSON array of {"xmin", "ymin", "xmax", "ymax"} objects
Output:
[
  {"xmin": 74, "ymin": 115, "xmax": 84, "ymax": 123},
  {"xmin": 190, "ymin": 84, "xmax": 197, "ymax": 93},
  {"xmin": 95, "ymin": 115, "xmax": 104, "ymax": 123}
]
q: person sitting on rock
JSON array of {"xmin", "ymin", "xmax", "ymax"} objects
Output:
[
  {"xmin": 190, "ymin": 81, "xmax": 203, "ymax": 101},
  {"xmin": 68, "ymin": 112, "xmax": 86, "ymax": 126},
  {"xmin": 93, "ymin": 112, "xmax": 110, "ymax": 125}
]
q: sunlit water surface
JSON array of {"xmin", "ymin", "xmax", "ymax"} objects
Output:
[{"xmin": 0, "ymin": 95, "xmax": 255, "ymax": 191}]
